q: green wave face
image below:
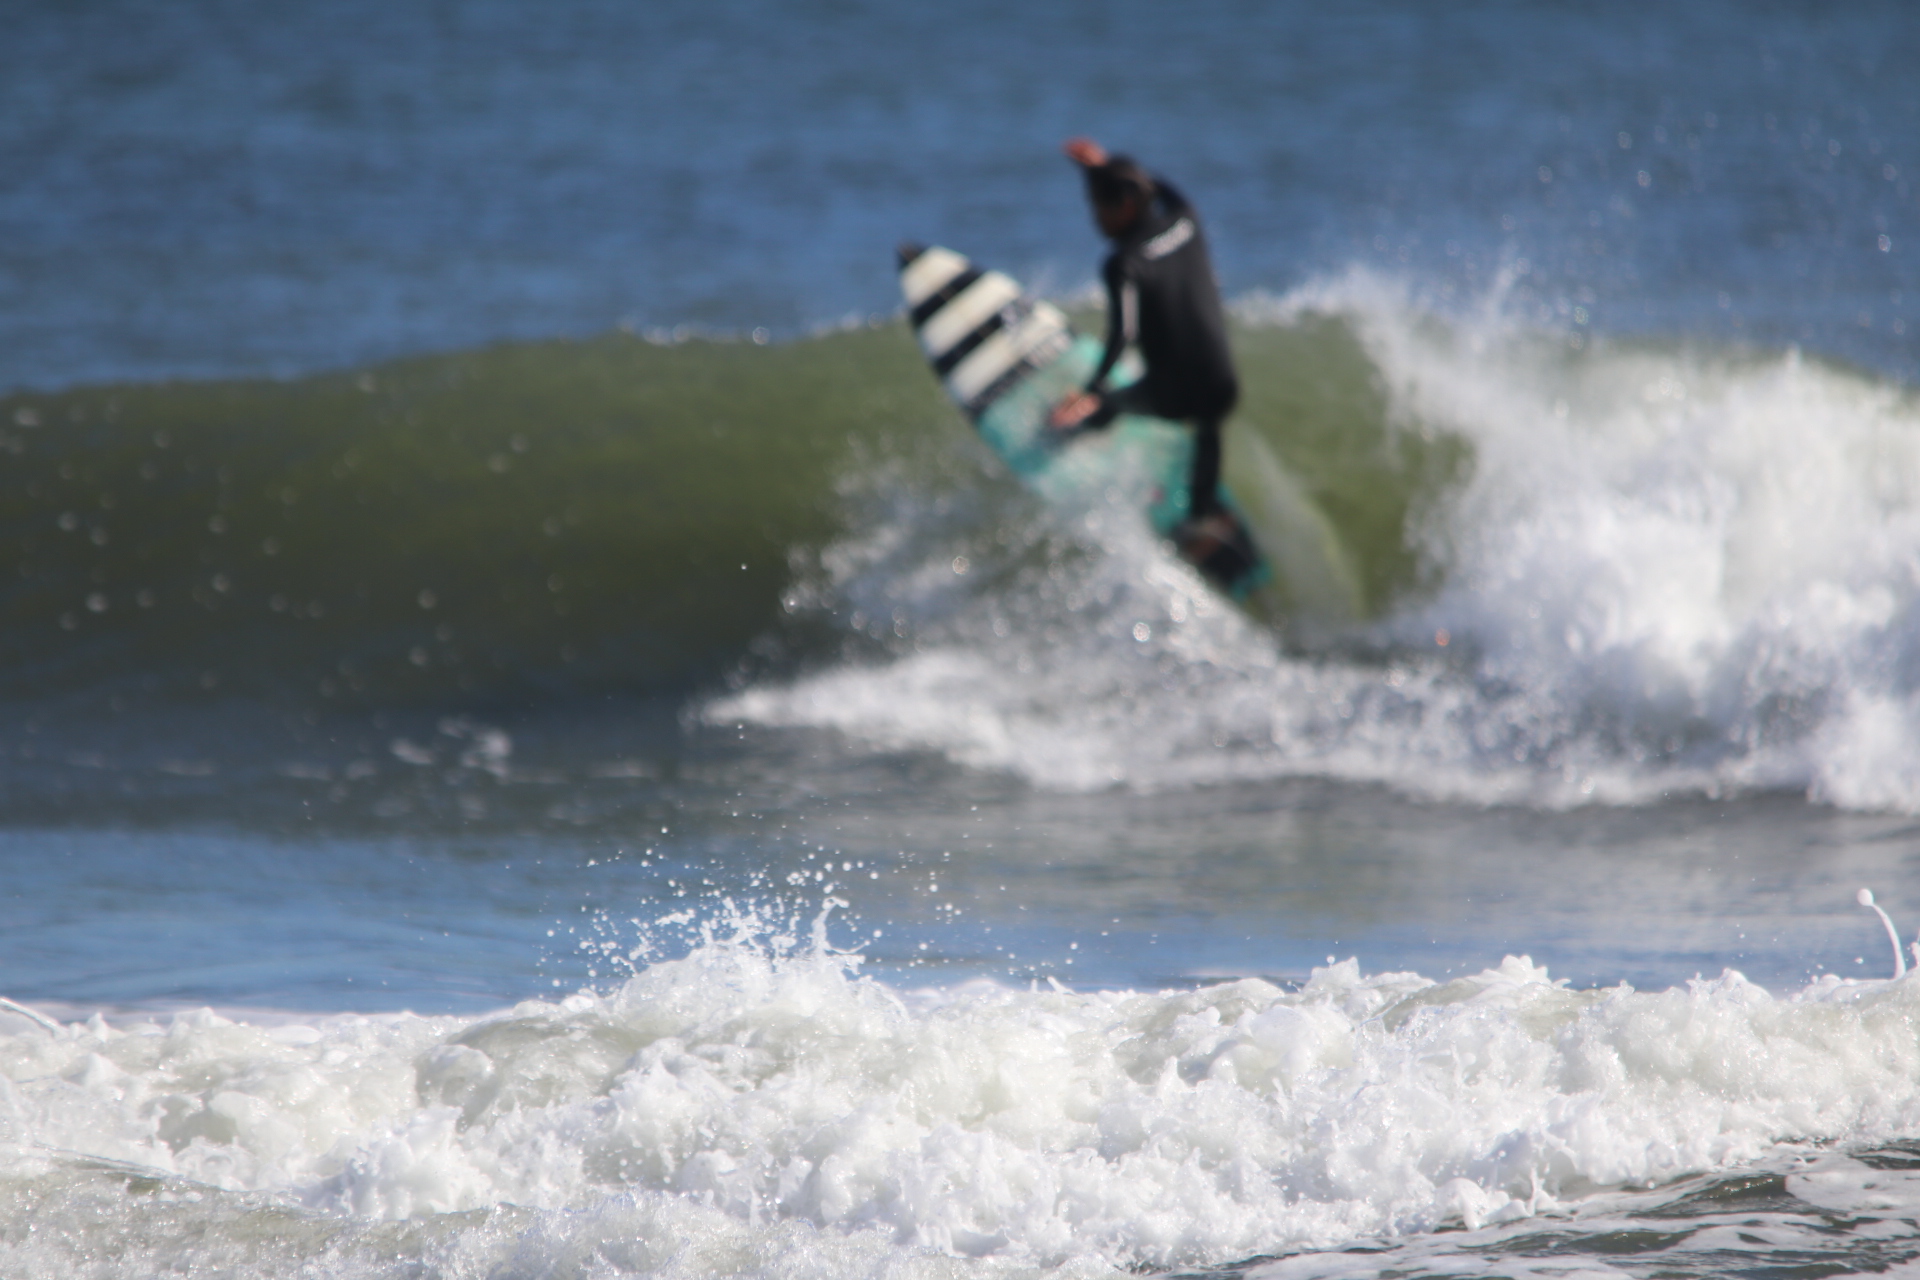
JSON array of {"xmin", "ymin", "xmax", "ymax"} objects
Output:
[
  {"xmin": 1230, "ymin": 316, "xmax": 1467, "ymax": 617},
  {"xmin": 1, "ymin": 319, "xmax": 1434, "ymax": 708}
]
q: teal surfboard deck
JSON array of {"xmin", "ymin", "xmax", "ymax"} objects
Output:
[{"xmin": 897, "ymin": 244, "xmax": 1272, "ymax": 603}]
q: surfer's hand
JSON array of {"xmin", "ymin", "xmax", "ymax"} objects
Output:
[
  {"xmin": 1049, "ymin": 390, "xmax": 1101, "ymax": 430},
  {"xmin": 1062, "ymin": 137, "xmax": 1107, "ymax": 168}
]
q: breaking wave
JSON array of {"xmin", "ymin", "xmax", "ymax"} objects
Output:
[
  {"xmin": 5, "ymin": 905, "xmax": 1920, "ymax": 1277},
  {"xmin": 718, "ymin": 270, "xmax": 1920, "ymax": 812}
]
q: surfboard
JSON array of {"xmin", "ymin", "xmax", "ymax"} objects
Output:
[{"xmin": 896, "ymin": 243, "xmax": 1274, "ymax": 606}]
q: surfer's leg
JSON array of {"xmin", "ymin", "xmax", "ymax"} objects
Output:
[
  {"xmin": 1188, "ymin": 414, "xmax": 1224, "ymax": 517},
  {"xmin": 1174, "ymin": 414, "xmax": 1256, "ymax": 588}
]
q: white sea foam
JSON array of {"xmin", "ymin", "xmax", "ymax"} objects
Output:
[
  {"xmin": 716, "ymin": 269, "xmax": 1920, "ymax": 810},
  {"xmin": 5, "ymin": 917, "xmax": 1920, "ymax": 1277}
]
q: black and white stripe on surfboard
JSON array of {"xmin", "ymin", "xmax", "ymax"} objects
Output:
[{"xmin": 898, "ymin": 243, "xmax": 1071, "ymax": 418}]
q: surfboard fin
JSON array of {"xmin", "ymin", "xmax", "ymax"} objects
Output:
[{"xmin": 896, "ymin": 242, "xmax": 927, "ymax": 268}]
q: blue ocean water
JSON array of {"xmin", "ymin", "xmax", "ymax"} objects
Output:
[
  {"xmin": 6, "ymin": 2, "xmax": 1920, "ymax": 1277},
  {"xmin": 6, "ymin": 0, "xmax": 1917, "ymax": 388}
]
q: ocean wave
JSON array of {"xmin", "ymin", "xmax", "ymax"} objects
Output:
[
  {"xmin": 0, "ymin": 326, "xmax": 952, "ymax": 704},
  {"xmin": 719, "ymin": 269, "xmax": 1920, "ymax": 812},
  {"xmin": 0, "ymin": 305, "xmax": 1427, "ymax": 710},
  {"xmin": 3, "ymin": 905, "xmax": 1919, "ymax": 1277},
  {"xmin": 14, "ymin": 268, "xmax": 1920, "ymax": 812}
]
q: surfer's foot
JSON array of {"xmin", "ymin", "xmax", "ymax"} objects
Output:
[
  {"xmin": 1172, "ymin": 512, "xmax": 1238, "ymax": 555},
  {"xmin": 1173, "ymin": 511, "xmax": 1258, "ymax": 588}
]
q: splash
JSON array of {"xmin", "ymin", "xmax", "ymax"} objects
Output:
[
  {"xmin": 5, "ymin": 903, "xmax": 1920, "ymax": 1278},
  {"xmin": 720, "ymin": 269, "xmax": 1920, "ymax": 812}
]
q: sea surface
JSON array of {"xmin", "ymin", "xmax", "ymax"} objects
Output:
[{"xmin": 6, "ymin": 2, "xmax": 1920, "ymax": 1276}]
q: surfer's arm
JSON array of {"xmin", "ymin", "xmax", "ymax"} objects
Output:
[
  {"xmin": 1151, "ymin": 175, "xmax": 1191, "ymax": 217},
  {"xmin": 1051, "ymin": 265, "xmax": 1133, "ymax": 432},
  {"xmin": 1084, "ymin": 257, "xmax": 1136, "ymax": 394},
  {"xmin": 1063, "ymin": 137, "xmax": 1107, "ymax": 168},
  {"xmin": 1052, "ymin": 262, "xmax": 1126, "ymax": 430}
]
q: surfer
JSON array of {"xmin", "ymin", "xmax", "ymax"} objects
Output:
[{"xmin": 1048, "ymin": 138, "xmax": 1246, "ymax": 559}]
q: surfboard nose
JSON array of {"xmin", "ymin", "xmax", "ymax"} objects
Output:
[{"xmin": 896, "ymin": 241, "xmax": 927, "ymax": 269}]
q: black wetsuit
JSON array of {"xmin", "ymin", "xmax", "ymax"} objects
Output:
[{"xmin": 1083, "ymin": 178, "xmax": 1239, "ymax": 519}]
